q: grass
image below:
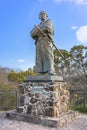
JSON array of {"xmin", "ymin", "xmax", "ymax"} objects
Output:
[{"xmin": 70, "ymin": 107, "xmax": 87, "ymax": 114}]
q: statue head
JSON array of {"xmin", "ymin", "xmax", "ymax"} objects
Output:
[{"xmin": 39, "ymin": 11, "xmax": 48, "ymax": 20}]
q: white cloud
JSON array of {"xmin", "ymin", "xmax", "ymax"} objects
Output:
[
  {"xmin": 54, "ymin": 0, "xmax": 87, "ymax": 5},
  {"xmin": 76, "ymin": 25, "xmax": 87, "ymax": 44},
  {"xmin": 17, "ymin": 59, "xmax": 24, "ymax": 63},
  {"xmin": 72, "ymin": 26, "xmax": 78, "ymax": 30},
  {"xmin": 38, "ymin": 0, "xmax": 87, "ymax": 4},
  {"xmin": 75, "ymin": 0, "xmax": 87, "ymax": 5}
]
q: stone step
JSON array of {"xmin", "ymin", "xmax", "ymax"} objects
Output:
[{"xmin": 6, "ymin": 110, "xmax": 79, "ymax": 128}]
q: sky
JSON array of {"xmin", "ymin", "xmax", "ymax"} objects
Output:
[{"xmin": 0, "ymin": 0, "xmax": 87, "ymax": 71}]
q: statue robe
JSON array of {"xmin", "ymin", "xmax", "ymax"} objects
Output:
[{"xmin": 30, "ymin": 19, "xmax": 55, "ymax": 74}]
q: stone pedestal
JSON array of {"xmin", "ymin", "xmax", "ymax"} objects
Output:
[
  {"xmin": 25, "ymin": 74, "xmax": 63, "ymax": 82},
  {"xmin": 17, "ymin": 74, "xmax": 70, "ymax": 117},
  {"xmin": 6, "ymin": 74, "xmax": 79, "ymax": 127}
]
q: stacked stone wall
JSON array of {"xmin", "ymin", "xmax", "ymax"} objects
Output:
[{"xmin": 18, "ymin": 81, "xmax": 70, "ymax": 117}]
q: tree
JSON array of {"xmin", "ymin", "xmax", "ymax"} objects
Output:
[
  {"xmin": 7, "ymin": 67, "xmax": 37, "ymax": 83},
  {"xmin": 54, "ymin": 45, "xmax": 87, "ymax": 90},
  {"xmin": 70, "ymin": 45, "xmax": 87, "ymax": 75},
  {"xmin": 54, "ymin": 49, "xmax": 71, "ymax": 77}
]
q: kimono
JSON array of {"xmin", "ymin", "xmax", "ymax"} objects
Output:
[{"xmin": 30, "ymin": 19, "xmax": 55, "ymax": 74}]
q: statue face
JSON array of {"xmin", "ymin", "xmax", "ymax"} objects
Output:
[{"xmin": 40, "ymin": 12, "xmax": 47, "ymax": 20}]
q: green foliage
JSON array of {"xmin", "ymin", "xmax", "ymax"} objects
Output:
[
  {"xmin": 54, "ymin": 49, "xmax": 71, "ymax": 76},
  {"xmin": 69, "ymin": 89, "xmax": 87, "ymax": 114},
  {"xmin": 0, "ymin": 90, "xmax": 17, "ymax": 110},
  {"xmin": 70, "ymin": 45, "xmax": 87, "ymax": 74},
  {"xmin": 71, "ymin": 107, "xmax": 87, "ymax": 114},
  {"xmin": 0, "ymin": 82, "xmax": 17, "ymax": 111},
  {"xmin": 7, "ymin": 67, "xmax": 37, "ymax": 83},
  {"xmin": 54, "ymin": 49, "xmax": 70, "ymax": 65},
  {"xmin": 0, "ymin": 82, "xmax": 16, "ymax": 90},
  {"xmin": 54, "ymin": 45, "xmax": 87, "ymax": 78},
  {"xmin": 7, "ymin": 70, "xmax": 24, "ymax": 83}
]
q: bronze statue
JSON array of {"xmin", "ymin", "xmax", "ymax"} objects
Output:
[{"xmin": 30, "ymin": 11, "xmax": 55, "ymax": 75}]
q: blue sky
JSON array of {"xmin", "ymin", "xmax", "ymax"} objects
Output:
[{"xmin": 0, "ymin": 0, "xmax": 87, "ymax": 71}]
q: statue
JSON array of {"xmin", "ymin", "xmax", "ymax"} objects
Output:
[{"xmin": 30, "ymin": 11, "xmax": 55, "ymax": 75}]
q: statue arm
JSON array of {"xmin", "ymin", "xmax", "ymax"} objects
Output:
[{"xmin": 30, "ymin": 27, "xmax": 39, "ymax": 40}]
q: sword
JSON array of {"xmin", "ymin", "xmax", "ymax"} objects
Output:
[{"xmin": 35, "ymin": 25, "xmax": 65, "ymax": 59}]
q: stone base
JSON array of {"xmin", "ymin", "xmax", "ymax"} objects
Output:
[
  {"xmin": 6, "ymin": 110, "xmax": 79, "ymax": 128},
  {"xmin": 25, "ymin": 74, "xmax": 63, "ymax": 82},
  {"xmin": 18, "ymin": 79, "xmax": 70, "ymax": 117}
]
